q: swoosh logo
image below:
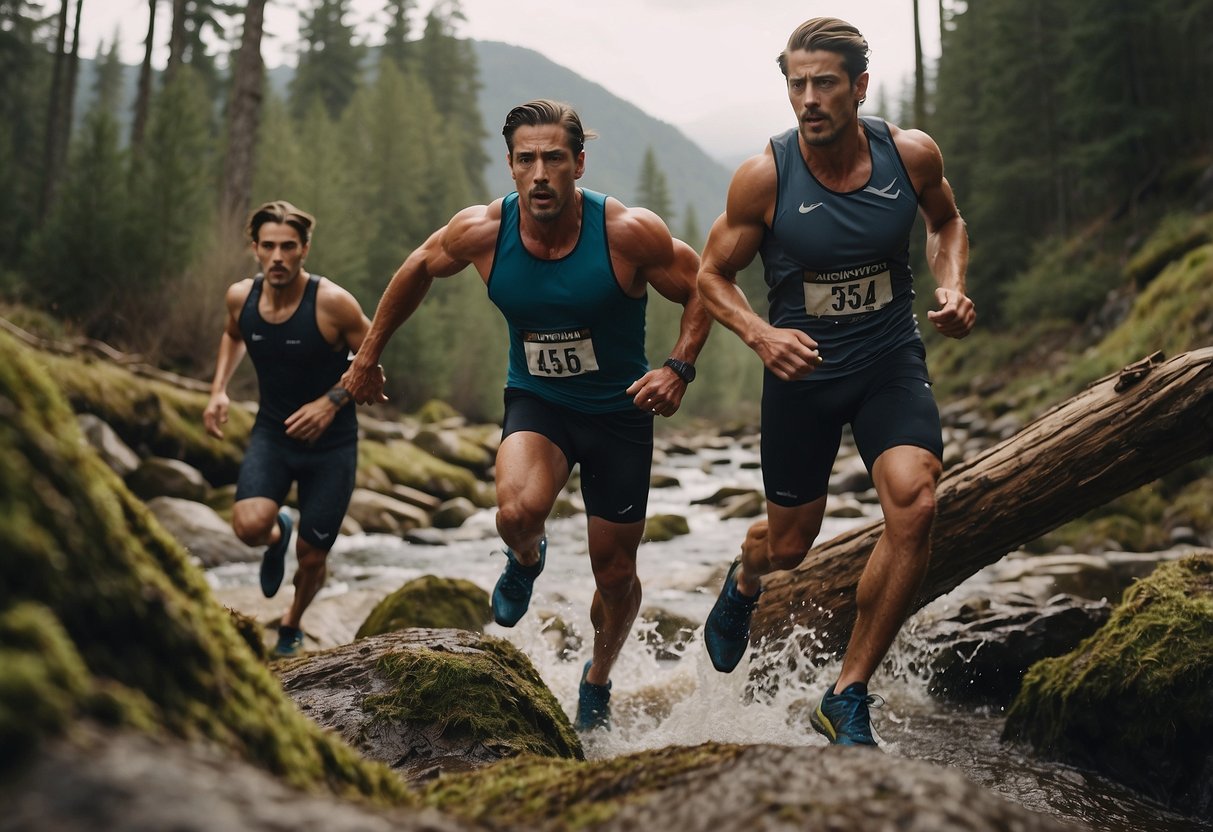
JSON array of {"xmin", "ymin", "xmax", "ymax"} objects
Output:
[
  {"xmin": 313, "ymin": 530, "xmax": 332, "ymax": 540},
  {"xmin": 798, "ymin": 202, "xmax": 824, "ymax": 214},
  {"xmin": 617, "ymin": 504, "xmax": 634, "ymax": 515},
  {"xmin": 864, "ymin": 178, "xmax": 901, "ymax": 200}
]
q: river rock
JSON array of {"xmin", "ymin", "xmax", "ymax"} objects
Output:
[
  {"xmin": 276, "ymin": 628, "xmax": 583, "ymax": 778},
  {"xmin": 413, "ymin": 428, "xmax": 494, "ymax": 474},
  {"xmin": 719, "ymin": 491, "xmax": 764, "ymax": 519},
  {"xmin": 432, "ymin": 497, "xmax": 478, "ymax": 529},
  {"xmin": 355, "ymin": 575, "xmax": 491, "ymax": 638},
  {"xmin": 1004, "ymin": 552, "xmax": 1213, "ymax": 820},
  {"xmin": 145, "ymin": 496, "xmax": 262, "ymax": 567},
  {"xmin": 125, "ymin": 456, "xmax": 211, "ymax": 502},
  {"xmin": 76, "ymin": 413, "xmax": 141, "ymax": 476},
  {"xmin": 644, "ymin": 513, "xmax": 690, "ymax": 542},
  {"xmin": 638, "ymin": 607, "xmax": 697, "ymax": 661},
  {"xmin": 346, "ymin": 487, "xmax": 431, "ymax": 535}
]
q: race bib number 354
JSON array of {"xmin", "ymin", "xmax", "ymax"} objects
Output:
[
  {"xmin": 523, "ymin": 329, "xmax": 600, "ymax": 376},
  {"xmin": 803, "ymin": 264, "xmax": 893, "ymax": 317}
]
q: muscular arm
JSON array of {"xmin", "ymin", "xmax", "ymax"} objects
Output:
[
  {"xmin": 617, "ymin": 210, "xmax": 713, "ymax": 415},
  {"xmin": 896, "ymin": 127, "xmax": 975, "ymax": 339},
  {"xmin": 698, "ymin": 154, "xmax": 822, "ymax": 381},
  {"xmin": 202, "ymin": 282, "xmax": 250, "ymax": 439},
  {"xmin": 342, "ymin": 203, "xmax": 500, "ymax": 404}
]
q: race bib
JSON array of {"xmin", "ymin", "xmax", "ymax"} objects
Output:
[
  {"xmin": 522, "ymin": 329, "xmax": 599, "ymax": 377},
  {"xmin": 803, "ymin": 263, "xmax": 893, "ymax": 317}
]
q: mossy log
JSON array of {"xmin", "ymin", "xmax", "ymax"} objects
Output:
[{"xmin": 750, "ymin": 348, "xmax": 1213, "ymax": 654}]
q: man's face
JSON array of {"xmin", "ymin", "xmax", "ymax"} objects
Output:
[
  {"xmin": 784, "ymin": 49, "xmax": 868, "ymax": 147},
  {"xmin": 252, "ymin": 222, "xmax": 308, "ymax": 288},
  {"xmin": 508, "ymin": 124, "xmax": 585, "ymax": 223}
]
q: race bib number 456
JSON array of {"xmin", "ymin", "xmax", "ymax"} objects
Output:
[
  {"xmin": 803, "ymin": 263, "xmax": 893, "ymax": 317},
  {"xmin": 523, "ymin": 329, "xmax": 599, "ymax": 376}
]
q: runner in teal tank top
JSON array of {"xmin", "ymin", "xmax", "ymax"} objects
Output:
[
  {"xmin": 341, "ymin": 100, "xmax": 713, "ymax": 734},
  {"xmin": 697, "ymin": 18, "xmax": 975, "ymax": 749}
]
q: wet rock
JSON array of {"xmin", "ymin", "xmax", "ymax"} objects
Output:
[
  {"xmin": 691, "ymin": 486, "xmax": 755, "ymax": 506},
  {"xmin": 414, "ymin": 428, "xmax": 494, "ymax": 475},
  {"xmin": 432, "ymin": 497, "xmax": 478, "ymax": 529},
  {"xmin": 1004, "ymin": 552, "xmax": 1213, "ymax": 820},
  {"xmin": 277, "ymin": 629, "xmax": 583, "ymax": 779},
  {"xmin": 356, "ymin": 575, "xmax": 491, "ymax": 638},
  {"xmin": 145, "ymin": 496, "xmax": 262, "ymax": 567},
  {"xmin": 828, "ymin": 454, "xmax": 872, "ymax": 495},
  {"xmin": 719, "ymin": 491, "xmax": 765, "ymax": 519},
  {"xmin": 125, "ymin": 456, "xmax": 210, "ymax": 502},
  {"xmin": 637, "ymin": 607, "xmax": 698, "ymax": 661},
  {"xmin": 650, "ymin": 473, "xmax": 681, "ymax": 489},
  {"xmin": 77, "ymin": 413, "xmax": 141, "ymax": 476},
  {"xmin": 347, "ymin": 487, "xmax": 431, "ymax": 535},
  {"xmin": 644, "ymin": 513, "xmax": 690, "ymax": 542}
]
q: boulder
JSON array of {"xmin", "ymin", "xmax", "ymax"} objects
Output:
[
  {"xmin": 145, "ymin": 496, "xmax": 263, "ymax": 567},
  {"xmin": 346, "ymin": 488, "xmax": 431, "ymax": 535},
  {"xmin": 638, "ymin": 607, "xmax": 698, "ymax": 661},
  {"xmin": 644, "ymin": 513, "xmax": 690, "ymax": 542},
  {"xmin": 1003, "ymin": 552, "xmax": 1213, "ymax": 820},
  {"xmin": 413, "ymin": 428, "xmax": 494, "ymax": 475},
  {"xmin": 125, "ymin": 456, "xmax": 211, "ymax": 502},
  {"xmin": 356, "ymin": 576, "xmax": 492, "ymax": 638},
  {"xmin": 76, "ymin": 413, "xmax": 140, "ymax": 477},
  {"xmin": 277, "ymin": 628, "xmax": 583, "ymax": 779},
  {"xmin": 432, "ymin": 497, "xmax": 478, "ymax": 530}
]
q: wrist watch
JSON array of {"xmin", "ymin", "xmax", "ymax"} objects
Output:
[
  {"xmin": 663, "ymin": 357, "xmax": 696, "ymax": 384},
  {"xmin": 326, "ymin": 387, "xmax": 351, "ymax": 407}
]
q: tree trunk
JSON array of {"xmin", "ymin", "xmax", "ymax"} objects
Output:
[
  {"xmin": 39, "ymin": 0, "xmax": 71, "ymax": 220},
  {"xmin": 165, "ymin": 0, "xmax": 188, "ymax": 81},
  {"xmin": 131, "ymin": 0, "xmax": 158, "ymax": 154},
  {"xmin": 218, "ymin": 0, "xmax": 267, "ymax": 228},
  {"xmin": 749, "ymin": 348, "xmax": 1213, "ymax": 655},
  {"xmin": 59, "ymin": 0, "xmax": 84, "ymax": 169},
  {"xmin": 913, "ymin": 0, "xmax": 927, "ymax": 127}
]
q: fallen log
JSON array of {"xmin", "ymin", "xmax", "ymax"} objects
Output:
[{"xmin": 749, "ymin": 348, "xmax": 1213, "ymax": 654}]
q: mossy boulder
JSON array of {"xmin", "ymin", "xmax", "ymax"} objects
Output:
[
  {"xmin": 356, "ymin": 576, "xmax": 492, "ymax": 638},
  {"xmin": 643, "ymin": 514, "xmax": 690, "ymax": 543},
  {"xmin": 360, "ymin": 439, "xmax": 494, "ymax": 507},
  {"xmin": 0, "ymin": 332, "xmax": 410, "ymax": 803},
  {"xmin": 1003, "ymin": 552, "xmax": 1213, "ymax": 819},
  {"xmin": 278, "ymin": 629, "xmax": 583, "ymax": 779}
]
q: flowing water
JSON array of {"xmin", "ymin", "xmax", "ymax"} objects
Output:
[{"xmin": 206, "ymin": 439, "xmax": 1210, "ymax": 832}]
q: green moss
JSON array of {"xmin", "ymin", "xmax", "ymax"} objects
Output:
[
  {"xmin": 359, "ymin": 438, "xmax": 493, "ymax": 506},
  {"xmin": 1124, "ymin": 212, "xmax": 1213, "ymax": 288},
  {"xmin": 365, "ymin": 636, "xmax": 581, "ymax": 762},
  {"xmin": 415, "ymin": 399, "xmax": 461, "ymax": 424},
  {"xmin": 643, "ymin": 514, "xmax": 690, "ymax": 543},
  {"xmin": 420, "ymin": 742, "xmax": 746, "ymax": 829},
  {"xmin": 1004, "ymin": 555, "xmax": 1213, "ymax": 786},
  {"xmin": 0, "ymin": 333, "xmax": 413, "ymax": 804},
  {"xmin": 355, "ymin": 575, "xmax": 491, "ymax": 638}
]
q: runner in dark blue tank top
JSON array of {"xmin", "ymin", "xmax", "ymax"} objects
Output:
[
  {"xmin": 204, "ymin": 200, "xmax": 372, "ymax": 658},
  {"xmin": 341, "ymin": 100, "xmax": 712, "ymax": 733},
  {"xmin": 697, "ymin": 18, "xmax": 975, "ymax": 747}
]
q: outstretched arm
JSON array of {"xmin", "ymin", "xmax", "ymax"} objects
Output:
[
  {"xmin": 342, "ymin": 204, "xmax": 496, "ymax": 404},
  {"xmin": 203, "ymin": 282, "xmax": 250, "ymax": 440},
  {"xmin": 698, "ymin": 155, "xmax": 822, "ymax": 381}
]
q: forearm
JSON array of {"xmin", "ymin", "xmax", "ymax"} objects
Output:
[
  {"xmin": 698, "ymin": 269, "xmax": 771, "ymax": 353},
  {"xmin": 667, "ymin": 291, "xmax": 713, "ymax": 364},
  {"xmin": 355, "ymin": 261, "xmax": 435, "ymax": 365},
  {"xmin": 926, "ymin": 215, "xmax": 969, "ymax": 293},
  {"xmin": 209, "ymin": 333, "xmax": 246, "ymax": 395}
]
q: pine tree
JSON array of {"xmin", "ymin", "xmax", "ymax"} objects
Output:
[
  {"xmin": 635, "ymin": 146, "xmax": 673, "ymax": 224},
  {"xmin": 380, "ymin": 0, "xmax": 415, "ymax": 71},
  {"xmin": 291, "ymin": 0, "xmax": 366, "ymax": 121}
]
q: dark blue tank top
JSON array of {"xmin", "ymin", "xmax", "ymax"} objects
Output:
[
  {"xmin": 238, "ymin": 274, "xmax": 356, "ymax": 448},
  {"xmin": 762, "ymin": 117, "xmax": 922, "ymax": 380},
  {"xmin": 487, "ymin": 189, "xmax": 648, "ymax": 413}
]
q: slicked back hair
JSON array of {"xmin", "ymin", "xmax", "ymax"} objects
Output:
[
  {"xmin": 246, "ymin": 200, "xmax": 316, "ymax": 244},
  {"xmin": 777, "ymin": 17, "xmax": 870, "ymax": 83},
  {"xmin": 502, "ymin": 99, "xmax": 598, "ymax": 157}
]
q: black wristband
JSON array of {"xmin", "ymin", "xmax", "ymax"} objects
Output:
[
  {"xmin": 663, "ymin": 358, "xmax": 696, "ymax": 384},
  {"xmin": 326, "ymin": 386, "xmax": 351, "ymax": 407}
]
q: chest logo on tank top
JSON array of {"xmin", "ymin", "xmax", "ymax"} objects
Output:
[
  {"xmin": 522, "ymin": 328, "xmax": 600, "ymax": 377},
  {"xmin": 863, "ymin": 178, "xmax": 902, "ymax": 200},
  {"xmin": 802, "ymin": 262, "xmax": 893, "ymax": 318}
]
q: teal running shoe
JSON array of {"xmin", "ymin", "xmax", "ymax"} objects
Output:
[
  {"xmin": 272, "ymin": 625, "xmax": 304, "ymax": 658},
  {"xmin": 259, "ymin": 510, "xmax": 292, "ymax": 598},
  {"xmin": 574, "ymin": 660, "xmax": 611, "ymax": 732},
  {"xmin": 810, "ymin": 681, "xmax": 884, "ymax": 747},
  {"xmin": 703, "ymin": 559, "xmax": 762, "ymax": 672},
  {"xmin": 491, "ymin": 537, "xmax": 546, "ymax": 627}
]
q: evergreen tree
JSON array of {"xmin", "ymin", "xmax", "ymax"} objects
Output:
[
  {"xmin": 635, "ymin": 146, "xmax": 673, "ymax": 224},
  {"xmin": 0, "ymin": 0, "xmax": 49, "ymax": 270},
  {"xmin": 416, "ymin": 1, "xmax": 487, "ymax": 199},
  {"xmin": 291, "ymin": 0, "xmax": 366, "ymax": 121},
  {"xmin": 679, "ymin": 202, "xmax": 702, "ymax": 251},
  {"xmin": 219, "ymin": 0, "xmax": 267, "ymax": 226},
  {"xmin": 92, "ymin": 35, "xmax": 125, "ymax": 117},
  {"xmin": 380, "ymin": 0, "xmax": 415, "ymax": 71}
]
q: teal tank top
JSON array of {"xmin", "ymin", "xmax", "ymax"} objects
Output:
[
  {"xmin": 488, "ymin": 189, "xmax": 648, "ymax": 413},
  {"xmin": 762, "ymin": 117, "xmax": 922, "ymax": 380}
]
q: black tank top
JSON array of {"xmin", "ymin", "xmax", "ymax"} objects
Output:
[{"xmin": 238, "ymin": 274, "xmax": 356, "ymax": 449}]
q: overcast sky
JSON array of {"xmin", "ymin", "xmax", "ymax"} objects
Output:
[{"xmin": 79, "ymin": 0, "xmax": 939, "ymax": 157}]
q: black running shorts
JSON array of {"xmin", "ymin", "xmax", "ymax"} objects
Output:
[
  {"xmin": 235, "ymin": 428, "xmax": 357, "ymax": 550},
  {"xmin": 760, "ymin": 342, "xmax": 943, "ymax": 507},
  {"xmin": 502, "ymin": 387, "xmax": 653, "ymax": 523}
]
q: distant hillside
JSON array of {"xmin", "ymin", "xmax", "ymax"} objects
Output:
[{"xmin": 472, "ymin": 41, "xmax": 731, "ymax": 235}]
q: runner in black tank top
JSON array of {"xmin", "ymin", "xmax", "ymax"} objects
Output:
[
  {"xmin": 204, "ymin": 201, "xmax": 372, "ymax": 658},
  {"xmin": 697, "ymin": 18, "xmax": 975, "ymax": 748}
]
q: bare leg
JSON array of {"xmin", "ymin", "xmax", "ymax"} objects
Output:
[
  {"xmin": 584, "ymin": 515, "xmax": 644, "ymax": 685},
  {"xmin": 231, "ymin": 497, "xmax": 280, "ymax": 547},
  {"xmin": 732, "ymin": 498, "xmax": 826, "ymax": 596},
  {"xmin": 835, "ymin": 445, "xmax": 940, "ymax": 691},
  {"xmin": 494, "ymin": 431, "xmax": 569, "ymax": 566},
  {"xmin": 283, "ymin": 539, "xmax": 328, "ymax": 629}
]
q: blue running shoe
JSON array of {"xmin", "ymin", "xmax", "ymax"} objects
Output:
[
  {"xmin": 703, "ymin": 559, "xmax": 762, "ymax": 672},
  {"xmin": 810, "ymin": 681, "xmax": 884, "ymax": 747},
  {"xmin": 574, "ymin": 660, "xmax": 611, "ymax": 732},
  {"xmin": 272, "ymin": 625, "xmax": 304, "ymax": 658},
  {"xmin": 491, "ymin": 537, "xmax": 546, "ymax": 627},
  {"xmin": 259, "ymin": 510, "xmax": 292, "ymax": 598}
]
